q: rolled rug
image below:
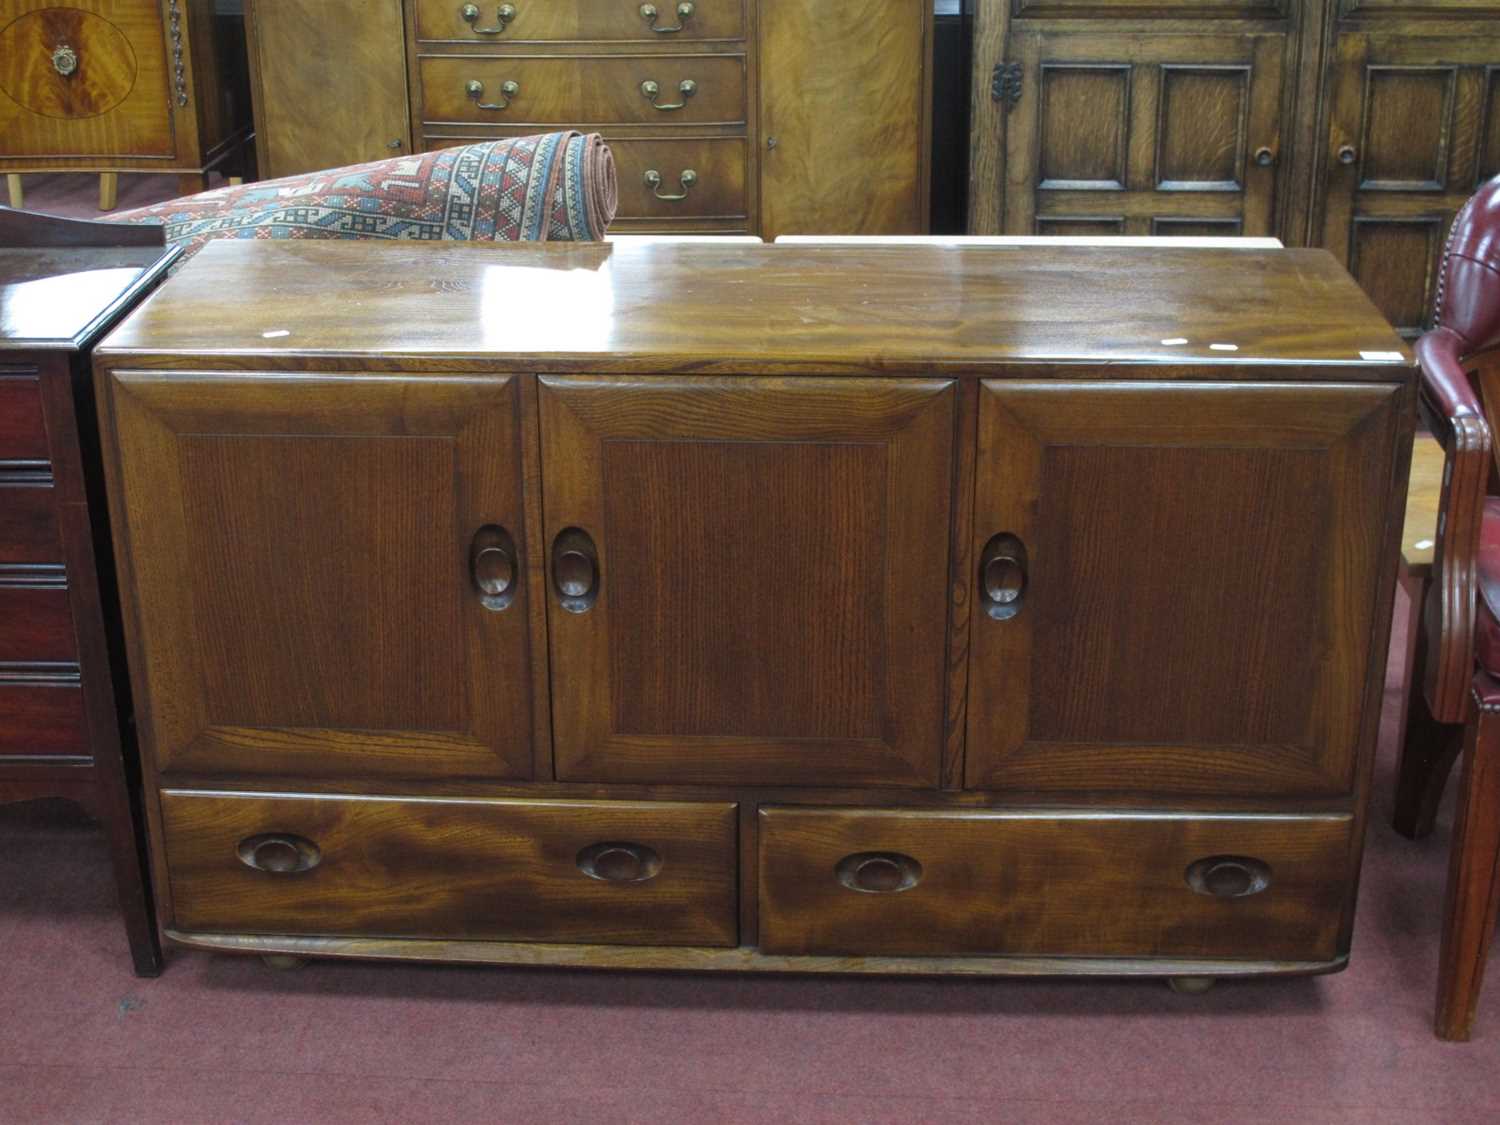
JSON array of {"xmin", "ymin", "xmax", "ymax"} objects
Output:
[{"xmin": 102, "ymin": 132, "xmax": 618, "ymax": 260}]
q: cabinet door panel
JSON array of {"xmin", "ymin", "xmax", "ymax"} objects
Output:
[
  {"xmin": 966, "ymin": 381, "xmax": 1400, "ymax": 797},
  {"xmin": 109, "ymin": 372, "xmax": 535, "ymax": 781},
  {"xmin": 541, "ymin": 376, "xmax": 954, "ymax": 787},
  {"xmin": 1003, "ymin": 33, "xmax": 1285, "ymax": 236},
  {"xmin": 1320, "ymin": 34, "xmax": 1500, "ymax": 335}
]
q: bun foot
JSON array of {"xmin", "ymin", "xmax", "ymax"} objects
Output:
[
  {"xmin": 1167, "ymin": 976, "xmax": 1216, "ymax": 995},
  {"xmin": 261, "ymin": 953, "xmax": 308, "ymax": 971}
]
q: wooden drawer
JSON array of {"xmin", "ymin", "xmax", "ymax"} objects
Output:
[
  {"xmin": 162, "ymin": 792, "xmax": 740, "ymax": 946},
  {"xmin": 758, "ymin": 806, "xmax": 1352, "ymax": 960},
  {"xmin": 414, "ymin": 0, "xmax": 746, "ymax": 43},
  {"xmin": 419, "ymin": 55, "xmax": 747, "ymax": 126},
  {"xmin": 0, "ymin": 0, "xmax": 174, "ymax": 159},
  {"xmin": 0, "ymin": 680, "xmax": 88, "ymax": 757},
  {"xmin": 0, "ymin": 372, "xmax": 48, "ymax": 461},
  {"xmin": 0, "ymin": 585, "xmax": 77, "ymax": 664},
  {"xmin": 0, "ymin": 479, "xmax": 62, "ymax": 564}
]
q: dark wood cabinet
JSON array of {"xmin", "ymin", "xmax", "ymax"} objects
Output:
[{"xmin": 95, "ymin": 238, "xmax": 1411, "ymax": 982}]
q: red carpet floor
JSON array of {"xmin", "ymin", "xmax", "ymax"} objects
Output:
[{"xmin": 3, "ymin": 174, "xmax": 1499, "ymax": 1123}]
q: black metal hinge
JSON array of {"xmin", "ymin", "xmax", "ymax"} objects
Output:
[{"xmin": 991, "ymin": 62, "xmax": 1023, "ymax": 110}]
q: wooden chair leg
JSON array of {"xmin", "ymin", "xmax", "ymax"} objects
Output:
[
  {"xmin": 1395, "ymin": 580, "xmax": 1466, "ymax": 839},
  {"xmin": 1435, "ymin": 675, "xmax": 1500, "ymax": 1040},
  {"xmin": 98, "ymin": 173, "xmax": 118, "ymax": 212},
  {"xmin": 6, "ymin": 173, "xmax": 22, "ymax": 209}
]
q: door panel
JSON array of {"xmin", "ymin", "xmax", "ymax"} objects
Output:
[
  {"xmin": 540, "ymin": 376, "xmax": 955, "ymax": 787},
  {"xmin": 1319, "ymin": 33, "xmax": 1500, "ymax": 335},
  {"xmin": 966, "ymin": 381, "xmax": 1400, "ymax": 797},
  {"xmin": 108, "ymin": 371, "xmax": 536, "ymax": 781},
  {"xmin": 1003, "ymin": 32, "xmax": 1285, "ymax": 236}
]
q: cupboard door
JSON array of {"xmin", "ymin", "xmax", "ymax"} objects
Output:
[
  {"xmin": 1318, "ymin": 29, "xmax": 1500, "ymax": 336},
  {"xmin": 966, "ymin": 381, "xmax": 1401, "ymax": 797},
  {"xmin": 540, "ymin": 376, "xmax": 955, "ymax": 787},
  {"xmin": 245, "ymin": 0, "xmax": 410, "ymax": 178},
  {"xmin": 108, "ymin": 372, "xmax": 535, "ymax": 781},
  {"xmin": 759, "ymin": 0, "xmax": 929, "ymax": 238},
  {"xmin": 999, "ymin": 32, "xmax": 1286, "ymax": 237}
]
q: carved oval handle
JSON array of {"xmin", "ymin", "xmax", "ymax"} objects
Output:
[
  {"xmin": 1337, "ymin": 144, "xmax": 1358, "ymax": 166},
  {"xmin": 470, "ymin": 525, "xmax": 518, "ymax": 611},
  {"xmin": 641, "ymin": 1, "xmax": 694, "ymax": 33},
  {"xmin": 836, "ymin": 851, "xmax": 923, "ymax": 894},
  {"xmin": 552, "ymin": 527, "xmax": 599, "ymax": 613},
  {"xmin": 238, "ymin": 833, "xmax": 321, "ymax": 875},
  {"xmin": 51, "ymin": 44, "xmax": 78, "ymax": 77},
  {"xmin": 641, "ymin": 78, "xmax": 697, "ymax": 111},
  {"xmin": 462, "ymin": 3, "xmax": 516, "ymax": 34},
  {"xmin": 644, "ymin": 168, "xmax": 697, "ymax": 201},
  {"xmin": 979, "ymin": 533, "xmax": 1028, "ymax": 621},
  {"xmin": 1254, "ymin": 146, "xmax": 1275, "ymax": 167},
  {"xmin": 577, "ymin": 841, "xmax": 662, "ymax": 883},
  {"xmin": 467, "ymin": 78, "xmax": 519, "ymax": 111},
  {"xmin": 1185, "ymin": 855, "xmax": 1272, "ymax": 899}
]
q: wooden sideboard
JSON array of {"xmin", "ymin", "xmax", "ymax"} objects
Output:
[
  {"xmin": 0, "ymin": 207, "xmax": 180, "ymax": 977},
  {"xmin": 94, "ymin": 239, "xmax": 1412, "ymax": 982},
  {"xmin": 969, "ymin": 0, "xmax": 1500, "ymax": 338},
  {"xmin": 243, "ymin": 0, "xmax": 931, "ymax": 239},
  {"xmin": 0, "ymin": 1, "xmax": 253, "ymax": 208}
]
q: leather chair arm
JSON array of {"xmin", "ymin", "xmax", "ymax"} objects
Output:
[{"xmin": 1416, "ymin": 327, "xmax": 1493, "ymax": 722}]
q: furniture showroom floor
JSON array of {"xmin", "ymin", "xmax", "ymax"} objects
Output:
[{"xmin": 3, "ymin": 175, "xmax": 1498, "ymax": 1124}]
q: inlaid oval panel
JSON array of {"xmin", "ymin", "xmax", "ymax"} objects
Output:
[{"xmin": 0, "ymin": 8, "xmax": 138, "ymax": 120}]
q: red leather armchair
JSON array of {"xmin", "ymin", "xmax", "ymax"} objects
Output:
[{"xmin": 1394, "ymin": 174, "xmax": 1500, "ymax": 1041}]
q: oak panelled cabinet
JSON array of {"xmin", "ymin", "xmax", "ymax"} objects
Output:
[
  {"xmin": 96, "ymin": 239, "xmax": 1412, "ymax": 982},
  {"xmin": 969, "ymin": 0, "xmax": 1500, "ymax": 336},
  {"xmin": 244, "ymin": 0, "xmax": 931, "ymax": 238}
]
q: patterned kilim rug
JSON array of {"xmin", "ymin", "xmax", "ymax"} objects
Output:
[{"xmin": 103, "ymin": 132, "xmax": 617, "ymax": 259}]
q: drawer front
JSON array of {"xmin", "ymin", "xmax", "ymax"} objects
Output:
[
  {"xmin": 162, "ymin": 792, "xmax": 740, "ymax": 947},
  {"xmin": 419, "ymin": 55, "xmax": 747, "ymax": 126},
  {"xmin": 0, "ymin": 372, "xmax": 49, "ymax": 461},
  {"xmin": 0, "ymin": 1, "xmax": 174, "ymax": 159},
  {"xmin": 0, "ymin": 479, "xmax": 62, "ymax": 564},
  {"xmin": 0, "ymin": 680, "xmax": 88, "ymax": 757},
  {"xmin": 759, "ymin": 807, "xmax": 1352, "ymax": 960},
  {"xmin": 414, "ymin": 0, "xmax": 746, "ymax": 43},
  {"xmin": 0, "ymin": 585, "xmax": 77, "ymax": 664}
]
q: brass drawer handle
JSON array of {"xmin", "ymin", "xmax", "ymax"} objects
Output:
[
  {"xmin": 640, "ymin": 2, "xmax": 693, "ymax": 33},
  {"xmin": 979, "ymin": 533, "xmax": 1027, "ymax": 621},
  {"xmin": 1185, "ymin": 855, "xmax": 1272, "ymax": 899},
  {"xmin": 461, "ymin": 3, "xmax": 516, "ymax": 34},
  {"xmin": 470, "ymin": 525, "xmax": 518, "ymax": 611},
  {"xmin": 644, "ymin": 168, "xmax": 696, "ymax": 201},
  {"xmin": 577, "ymin": 842, "xmax": 662, "ymax": 883},
  {"xmin": 51, "ymin": 44, "xmax": 78, "ymax": 77},
  {"xmin": 238, "ymin": 833, "xmax": 321, "ymax": 875},
  {"xmin": 466, "ymin": 78, "xmax": 519, "ymax": 111},
  {"xmin": 836, "ymin": 851, "xmax": 923, "ymax": 894},
  {"xmin": 641, "ymin": 78, "xmax": 697, "ymax": 111}
]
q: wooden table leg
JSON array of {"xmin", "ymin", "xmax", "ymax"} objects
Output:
[
  {"xmin": 6, "ymin": 174, "xmax": 22, "ymax": 209},
  {"xmin": 1435, "ymin": 675, "xmax": 1500, "ymax": 1040},
  {"xmin": 98, "ymin": 173, "xmax": 118, "ymax": 212}
]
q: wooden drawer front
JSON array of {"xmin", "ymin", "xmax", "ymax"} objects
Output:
[
  {"xmin": 0, "ymin": 585, "xmax": 77, "ymax": 664},
  {"xmin": 0, "ymin": 1, "xmax": 174, "ymax": 159},
  {"xmin": 0, "ymin": 680, "xmax": 88, "ymax": 757},
  {"xmin": 0, "ymin": 479, "xmax": 62, "ymax": 564},
  {"xmin": 162, "ymin": 792, "xmax": 740, "ymax": 947},
  {"xmin": 419, "ymin": 56, "xmax": 747, "ymax": 126},
  {"xmin": 611, "ymin": 137, "xmax": 747, "ymax": 220},
  {"xmin": 758, "ymin": 807, "xmax": 1352, "ymax": 960},
  {"xmin": 1012, "ymin": 1, "xmax": 1288, "ymax": 15},
  {"xmin": 0, "ymin": 373, "xmax": 49, "ymax": 461},
  {"xmin": 414, "ymin": 0, "xmax": 745, "ymax": 43}
]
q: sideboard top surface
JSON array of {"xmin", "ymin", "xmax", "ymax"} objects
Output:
[
  {"xmin": 1, "ymin": 245, "xmax": 178, "ymax": 353},
  {"xmin": 97, "ymin": 240, "xmax": 1412, "ymax": 377}
]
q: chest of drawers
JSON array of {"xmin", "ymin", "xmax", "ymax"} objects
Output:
[
  {"xmin": 0, "ymin": 207, "xmax": 179, "ymax": 976},
  {"xmin": 245, "ymin": 0, "xmax": 931, "ymax": 238},
  {"xmin": 95, "ymin": 238, "xmax": 1411, "ymax": 983}
]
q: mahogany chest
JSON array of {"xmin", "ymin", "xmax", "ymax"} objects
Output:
[{"xmin": 94, "ymin": 239, "xmax": 1413, "ymax": 984}]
